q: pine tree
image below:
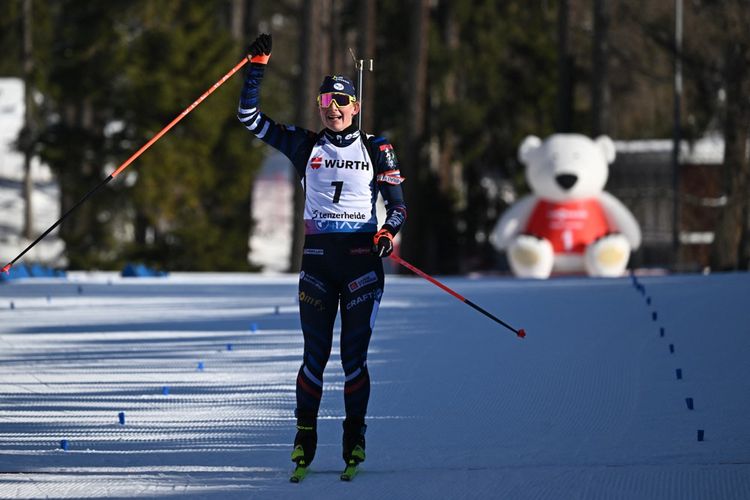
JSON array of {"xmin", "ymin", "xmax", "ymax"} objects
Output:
[
  {"xmin": 30, "ymin": 0, "xmax": 267, "ymax": 271},
  {"xmin": 36, "ymin": 1, "xmax": 132, "ymax": 269},
  {"xmin": 121, "ymin": 0, "xmax": 264, "ymax": 270}
]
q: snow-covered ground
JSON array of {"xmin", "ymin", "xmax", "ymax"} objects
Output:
[{"xmin": 0, "ymin": 271, "xmax": 748, "ymax": 499}]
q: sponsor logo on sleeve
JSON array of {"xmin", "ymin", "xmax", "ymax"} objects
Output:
[
  {"xmin": 378, "ymin": 144, "xmax": 398, "ymax": 169},
  {"xmin": 376, "ymin": 169, "xmax": 404, "ymax": 185}
]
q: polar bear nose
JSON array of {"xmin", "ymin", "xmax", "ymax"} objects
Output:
[{"xmin": 555, "ymin": 173, "xmax": 578, "ymax": 190}]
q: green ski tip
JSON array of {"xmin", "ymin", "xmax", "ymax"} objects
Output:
[
  {"xmin": 290, "ymin": 465, "xmax": 308, "ymax": 483},
  {"xmin": 340, "ymin": 463, "xmax": 359, "ymax": 481}
]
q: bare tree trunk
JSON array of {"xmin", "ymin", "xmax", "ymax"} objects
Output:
[
  {"xmin": 230, "ymin": 0, "xmax": 245, "ymax": 41},
  {"xmin": 557, "ymin": 0, "xmax": 573, "ymax": 132},
  {"xmin": 22, "ymin": 0, "xmax": 34, "ymax": 240},
  {"xmin": 710, "ymin": 39, "xmax": 750, "ymax": 270},
  {"xmin": 59, "ymin": 99, "xmax": 97, "ymax": 269},
  {"xmin": 437, "ymin": 4, "xmax": 459, "ymax": 195},
  {"xmin": 327, "ymin": 0, "xmax": 344, "ymax": 73},
  {"xmin": 591, "ymin": 0, "xmax": 610, "ymax": 136},
  {"xmin": 432, "ymin": 2, "xmax": 462, "ymax": 274},
  {"xmin": 290, "ymin": 0, "xmax": 331, "ymax": 272},
  {"xmin": 406, "ymin": 1, "xmax": 428, "ymax": 143},
  {"xmin": 357, "ymin": 0, "xmax": 376, "ymax": 132},
  {"xmin": 401, "ymin": 0, "xmax": 430, "ymax": 268}
]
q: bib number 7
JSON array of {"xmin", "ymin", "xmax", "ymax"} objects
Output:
[{"xmin": 331, "ymin": 181, "xmax": 344, "ymax": 204}]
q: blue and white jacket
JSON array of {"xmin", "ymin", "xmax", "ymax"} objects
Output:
[{"xmin": 238, "ymin": 63, "xmax": 407, "ymax": 237}]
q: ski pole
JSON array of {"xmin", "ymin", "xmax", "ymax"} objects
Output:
[
  {"xmin": 2, "ymin": 57, "xmax": 249, "ymax": 275},
  {"xmin": 389, "ymin": 254, "xmax": 526, "ymax": 338}
]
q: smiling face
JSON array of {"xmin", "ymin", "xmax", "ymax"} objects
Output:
[{"xmin": 318, "ymin": 99, "xmax": 360, "ymax": 132}]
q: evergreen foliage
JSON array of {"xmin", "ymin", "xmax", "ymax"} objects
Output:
[
  {"xmin": 4, "ymin": 0, "xmax": 265, "ymax": 270},
  {"xmin": 119, "ymin": 0, "xmax": 261, "ymax": 271},
  {"xmin": 0, "ymin": 0, "xmax": 746, "ymax": 272}
]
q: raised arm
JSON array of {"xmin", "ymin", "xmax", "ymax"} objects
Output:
[{"xmin": 237, "ymin": 34, "xmax": 316, "ymax": 177}]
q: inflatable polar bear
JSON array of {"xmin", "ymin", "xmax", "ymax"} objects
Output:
[{"xmin": 490, "ymin": 134, "xmax": 641, "ymax": 279}]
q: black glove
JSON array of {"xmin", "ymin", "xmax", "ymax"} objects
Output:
[
  {"xmin": 248, "ymin": 33, "xmax": 272, "ymax": 63},
  {"xmin": 372, "ymin": 228, "xmax": 395, "ymax": 258}
]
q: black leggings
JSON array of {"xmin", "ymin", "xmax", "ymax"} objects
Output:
[{"xmin": 295, "ymin": 233, "xmax": 384, "ymax": 419}]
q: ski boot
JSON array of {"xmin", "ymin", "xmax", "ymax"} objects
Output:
[
  {"xmin": 341, "ymin": 416, "xmax": 366, "ymax": 480},
  {"xmin": 290, "ymin": 412, "xmax": 317, "ymax": 482}
]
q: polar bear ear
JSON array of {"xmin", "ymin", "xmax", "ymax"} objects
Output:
[
  {"xmin": 518, "ymin": 135, "xmax": 542, "ymax": 164},
  {"xmin": 595, "ymin": 135, "xmax": 616, "ymax": 163}
]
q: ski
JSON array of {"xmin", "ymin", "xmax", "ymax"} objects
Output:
[
  {"xmin": 289, "ymin": 465, "xmax": 308, "ymax": 483},
  {"xmin": 340, "ymin": 461, "xmax": 359, "ymax": 481}
]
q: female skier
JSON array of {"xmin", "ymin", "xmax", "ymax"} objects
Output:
[{"xmin": 237, "ymin": 34, "xmax": 407, "ymax": 479}]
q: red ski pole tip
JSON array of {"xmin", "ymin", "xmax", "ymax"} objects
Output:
[
  {"xmin": 1, "ymin": 264, "xmax": 10, "ymax": 275},
  {"xmin": 517, "ymin": 328, "xmax": 526, "ymax": 338}
]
